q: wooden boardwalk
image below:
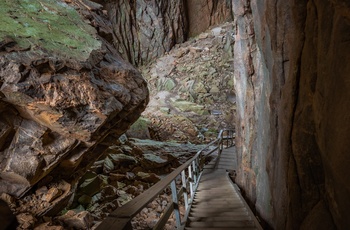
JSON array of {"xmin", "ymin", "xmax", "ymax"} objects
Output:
[{"xmin": 183, "ymin": 147, "xmax": 263, "ymax": 230}]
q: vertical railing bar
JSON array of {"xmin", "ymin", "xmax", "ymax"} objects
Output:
[
  {"xmin": 192, "ymin": 161, "xmax": 197, "ymax": 183},
  {"xmin": 181, "ymin": 170, "xmax": 188, "ymax": 210},
  {"xmin": 188, "ymin": 165, "xmax": 194, "ymax": 198},
  {"xmin": 170, "ymin": 180, "xmax": 181, "ymax": 228},
  {"xmin": 196, "ymin": 157, "xmax": 200, "ymax": 177},
  {"xmin": 195, "ymin": 158, "xmax": 199, "ymax": 184}
]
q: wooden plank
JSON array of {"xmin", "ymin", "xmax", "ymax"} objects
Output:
[
  {"xmin": 185, "ymin": 227, "xmax": 257, "ymax": 230},
  {"xmin": 231, "ymin": 184, "xmax": 264, "ymax": 230},
  {"xmin": 189, "ymin": 208, "xmax": 248, "ymax": 215},
  {"xmin": 95, "ymin": 217, "xmax": 131, "ymax": 230},
  {"xmin": 182, "ymin": 146, "xmax": 264, "ymax": 230},
  {"xmin": 188, "ymin": 220, "xmax": 255, "ymax": 228},
  {"xmin": 191, "ymin": 201, "xmax": 243, "ymax": 205},
  {"xmin": 188, "ymin": 215, "xmax": 251, "ymax": 222},
  {"xmin": 193, "ymin": 196, "xmax": 241, "ymax": 201},
  {"xmin": 191, "ymin": 204, "xmax": 245, "ymax": 210},
  {"xmin": 189, "ymin": 210, "xmax": 248, "ymax": 217}
]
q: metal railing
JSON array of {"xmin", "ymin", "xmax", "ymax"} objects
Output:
[{"xmin": 96, "ymin": 129, "xmax": 235, "ymax": 230}]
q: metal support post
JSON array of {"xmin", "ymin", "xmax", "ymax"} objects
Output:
[{"xmin": 170, "ymin": 180, "xmax": 181, "ymax": 228}]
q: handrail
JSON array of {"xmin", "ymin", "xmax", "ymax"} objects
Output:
[{"xmin": 96, "ymin": 129, "xmax": 235, "ymax": 230}]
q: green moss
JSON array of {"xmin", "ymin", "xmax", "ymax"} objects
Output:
[
  {"xmin": 128, "ymin": 116, "xmax": 150, "ymax": 132},
  {"xmin": 172, "ymin": 100, "xmax": 209, "ymax": 115},
  {"xmin": 0, "ymin": 0, "xmax": 101, "ymax": 60}
]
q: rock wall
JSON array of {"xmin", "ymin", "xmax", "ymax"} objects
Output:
[
  {"xmin": 233, "ymin": 0, "xmax": 350, "ymax": 229},
  {"xmin": 185, "ymin": 0, "xmax": 233, "ymax": 37},
  {"xmin": 0, "ymin": 0, "xmax": 148, "ymax": 199},
  {"xmin": 102, "ymin": 0, "xmax": 233, "ymax": 66},
  {"xmin": 105, "ymin": 0, "xmax": 187, "ymax": 66}
]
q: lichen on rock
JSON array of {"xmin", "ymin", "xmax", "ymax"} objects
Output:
[
  {"xmin": 0, "ymin": 0, "xmax": 101, "ymax": 60},
  {"xmin": 0, "ymin": 0, "xmax": 149, "ymax": 201}
]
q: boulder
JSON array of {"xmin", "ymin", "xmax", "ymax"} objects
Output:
[
  {"xmin": 126, "ymin": 117, "xmax": 151, "ymax": 139},
  {"xmin": 136, "ymin": 172, "xmax": 161, "ymax": 184},
  {"xmin": 0, "ymin": 0, "xmax": 148, "ymax": 197},
  {"xmin": 58, "ymin": 210, "xmax": 93, "ymax": 230},
  {"xmin": 109, "ymin": 153, "xmax": 138, "ymax": 165},
  {"xmin": 79, "ymin": 175, "xmax": 107, "ymax": 197},
  {"xmin": 141, "ymin": 154, "xmax": 168, "ymax": 169},
  {"xmin": 44, "ymin": 188, "xmax": 62, "ymax": 203}
]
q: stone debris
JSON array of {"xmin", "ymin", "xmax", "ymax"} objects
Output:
[
  {"xmin": 5, "ymin": 136, "xmax": 206, "ymax": 229},
  {"xmin": 57, "ymin": 210, "xmax": 94, "ymax": 230},
  {"xmin": 44, "ymin": 188, "xmax": 63, "ymax": 203},
  {"xmin": 139, "ymin": 22, "xmax": 236, "ymax": 144},
  {"xmin": 17, "ymin": 213, "xmax": 37, "ymax": 229}
]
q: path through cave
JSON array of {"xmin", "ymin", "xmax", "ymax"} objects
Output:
[{"xmin": 0, "ymin": 0, "xmax": 350, "ymax": 230}]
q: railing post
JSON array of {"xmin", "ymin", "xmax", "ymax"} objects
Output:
[
  {"xmin": 181, "ymin": 170, "xmax": 188, "ymax": 210},
  {"xmin": 188, "ymin": 165, "xmax": 194, "ymax": 198},
  {"xmin": 227, "ymin": 130, "xmax": 229, "ymax": 147},
  {"xmin": 192, "ymin": 160, "xmax": 197, "ymax": 184},
  {"xmin": 170, "ymin": 180, "xmax": 181, "ymax": 228}
]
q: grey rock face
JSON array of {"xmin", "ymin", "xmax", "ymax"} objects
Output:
[{"xmin": 233, "ymin": 0, "xmax": 350, "ymax": 229}]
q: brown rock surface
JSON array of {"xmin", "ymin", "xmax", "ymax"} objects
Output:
[
  {"xmin": 0, "ymin": 0, "xmax": 148, "ymax": 199},
  {"xmin": 105, "ymin": 0, "xmax": 187, "ymax": 66},
  {"xmin": 101, "ymin": 0, "xmax": 234, "ymax": 66},
  {"xmin": 233, "ymin": 0, "xmax": 350, "ymax": 229},
  {"xmin": 186, "ymin": 0, "xmax": 233, "ymax": 37}
]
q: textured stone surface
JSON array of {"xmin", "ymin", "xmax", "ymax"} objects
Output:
[
  {"xmin": 140, "ymin": 23, "xmax": 236, "ymax": 143},
  {"xmin": 186, "ymin": 0, "xmax": 233, "ymax": 37},
  {"xmin": 105, "ymin": 0, "xmax": 187, "ymax": 66},
  {"xmin": 233, "ymin": 0, "xmax": 350, "ymax": 229},
  {"xmin": 101, "ymin": 0, "xmax": 233, "ymax": 66},
  {"xmin": 0, "ymin": 0, "xmax": 148, "ymax": 198}
]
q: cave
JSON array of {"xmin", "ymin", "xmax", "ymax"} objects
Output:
[{"xmin": 0, "ymin": 0, "xmax": 349, "ymax": 229}]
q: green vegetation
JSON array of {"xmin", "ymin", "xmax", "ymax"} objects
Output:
[
  {"xmin": 128, "ymin": 117, "xmax": 151, "ymax": 134},
  {"xmin": 0, "ymin": 0, "xmax": 101, "ymax": 60},
  {"xmin": 172, "ymin": 99, "xmax": 209, "ymax": 115}
]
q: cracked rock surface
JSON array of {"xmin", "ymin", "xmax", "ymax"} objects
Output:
[{"xmin": 0, "ymin": 0, "xmax": 148, "ymax": 199}]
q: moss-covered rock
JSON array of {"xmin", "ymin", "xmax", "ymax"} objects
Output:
[
  {"xmin": 172, "ymin": 100, "xmax": 209, "ymax": 115},
  {"xmin": 0, "ymin": 0, "xmax": 101, "ymax": 60},
  {"xmin": 126, "ymin": 117, "xmax": 151, "ymax": 139}
]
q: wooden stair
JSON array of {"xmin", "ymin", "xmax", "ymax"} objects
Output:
[{"xmin": 183, "ymin": 147, "xmax": 262, "ymax": 230}]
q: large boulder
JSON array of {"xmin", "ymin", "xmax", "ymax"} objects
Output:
[{"xmin": 0, "ymin": 0, "xmax": 148, "ymax": 197}]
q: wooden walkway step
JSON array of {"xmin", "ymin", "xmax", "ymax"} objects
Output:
[{"xmin": 183, "ymin": 147, "xmax": 262, "ymax": 230}]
